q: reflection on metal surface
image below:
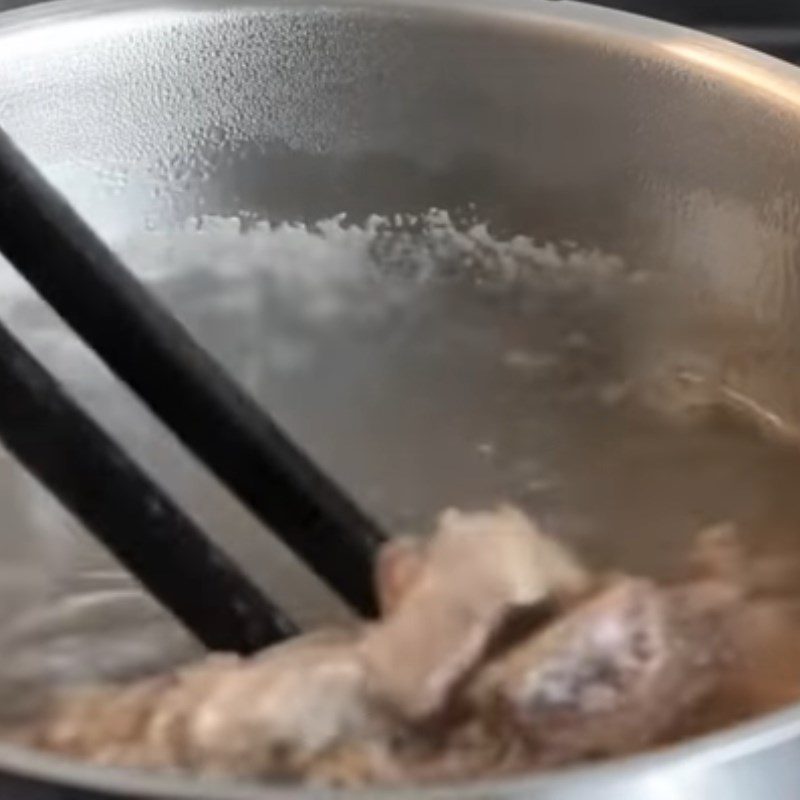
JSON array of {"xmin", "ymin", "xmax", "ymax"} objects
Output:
[{"xmin": 664, "ymin": 39, "xmax": 800, "ymax": 106}]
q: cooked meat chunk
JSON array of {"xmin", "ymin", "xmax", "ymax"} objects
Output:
[
  {"xmin": 13, "ymin": 508, "xmax": 588, "ymax": 780},
  {"xmin": 473, "ymin": 578, "xmax": 738, "ymax": 764},
  {"xmin": 689, "ymin": 522, "xmax": 800, "ymax": 598},
  {"xmin": 360, "ymin": 506, "xmax": 591, "ymax": 720},
  {"xmin": 374, "ymin": 536, "xmax": 426, "ymax": 615},
  {"xmin": 7, "ymin": 508, "xmax": 799, "ymax": 788},
  {"xmin": 682, "ymin": 597, "xmax": 800, "ymax": 736},
  {"xmin": 17, "ymin": 631, "xmax": 379, "ymax": 779}
]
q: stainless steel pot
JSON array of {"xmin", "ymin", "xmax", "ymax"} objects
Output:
[{"xmin": 3, "ymin": 0, "xmax": 800, "ymax": 797}]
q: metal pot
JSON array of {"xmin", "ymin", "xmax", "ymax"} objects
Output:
[{"xmin": 3, "ymin": 0, "xmax": 800, "ymax": 797}]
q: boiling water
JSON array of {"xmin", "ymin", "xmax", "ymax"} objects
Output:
[{"xmin": 0, "ymin": 208, "xmax": 799, "ymax": 715}]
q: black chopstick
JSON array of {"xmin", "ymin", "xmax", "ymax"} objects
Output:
[
  {"xmin": 0, "ymin": 317, "xmax": 297, "ymax": 653},
  {"xmin": 0, "ymin": 127, "xmax": 386, "ymax": 617}
]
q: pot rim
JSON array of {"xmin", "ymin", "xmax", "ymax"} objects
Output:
[{"xmin": 3, "ymin": 0, "xmax": 800, "ymax": 796}]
